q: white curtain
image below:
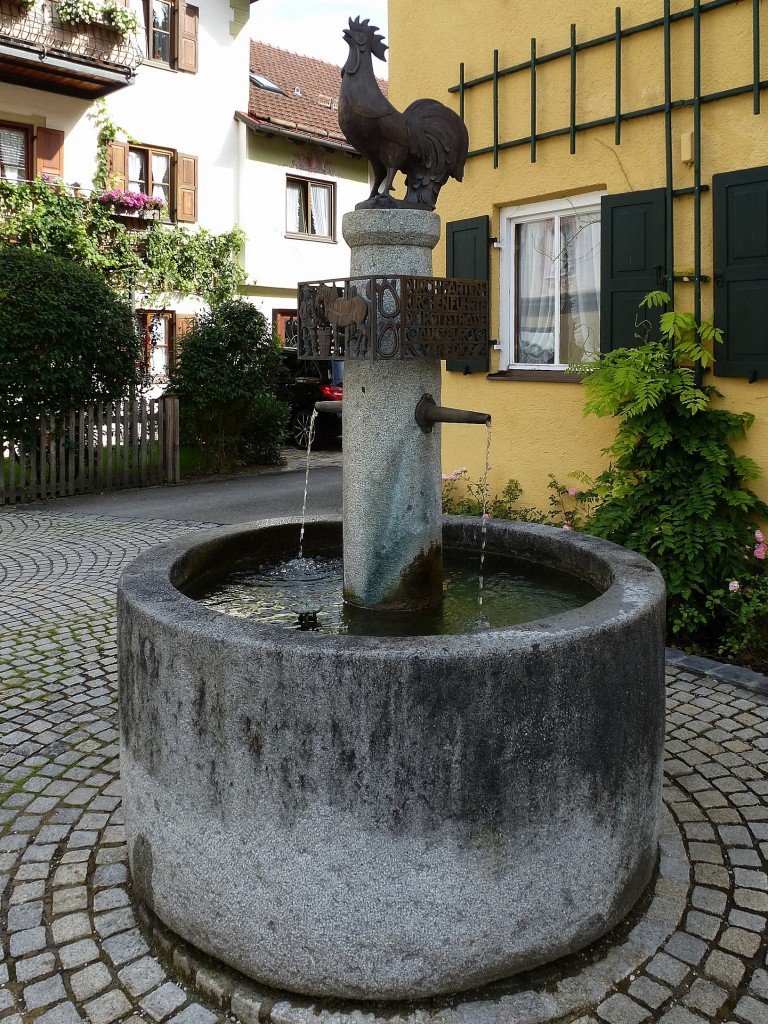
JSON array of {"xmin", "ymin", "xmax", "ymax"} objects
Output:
[
  {"xmin": 149, "ymin": 318, "xmax": 168, "ymax": 375},
  {"xmin": 286, "ymin": 180, "xmax": 306, "ymax": 233},
  {"xmin": 128, "ymin": 150, "xmax": 145, "ymax": 193},
  {"xmin": 516, "ymin": 219, "xmax": 556, "ymax": 364},
  {"xmin": 560, "ymin": 215, "xmax": 600, "ymax": 362},
  {"xmin": 310, "ymin": 183, "xmax": 330, "ymax": 237},
  {"xmin": 0, "ymin": 128, "xmax": 26, "ymax": 181},
  {"xmin": 151, "ymin": 152, "xmax": 170, "ymax": 203}
]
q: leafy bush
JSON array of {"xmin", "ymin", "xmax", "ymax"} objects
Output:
[
  {"xmin": 168, "ymin": 300, "xmax": 284, "ymax": 472},
  {"xmin": 238, "ymin": 392, "xmax": 290, "ymax": 467},
  {"xmin": 442, "ymin": 469, "xmax": 545, "ymax": 521},
  {"xmin": 441, "ymin": 470, "xmax": 595, "ymax": 529},
  {"xmin": 573, "ymin": 292, "xmax": 768, "ymax": 643},
  {"xmin": 704, "ymin": 531, "xmax": 768, "ymax": 670},
  {"xmin": 0, "ymin": 244, "xmax": 140, "ymax": 437}
]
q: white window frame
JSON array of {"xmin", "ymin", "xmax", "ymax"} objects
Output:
[{"xmin": 498, "ymin": 191, "xmax": 604, "ymax": 371}]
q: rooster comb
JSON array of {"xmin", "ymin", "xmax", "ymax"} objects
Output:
[{"xmin": 347, "ymin": 16, "xmax": 388, "ymax": 61}]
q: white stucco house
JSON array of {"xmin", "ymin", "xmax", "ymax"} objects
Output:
[
  {"xmin": 0, "ymin": 2, "xmax": 374, "ymax": 377},
  {"xmin": 234, "ymin": 40, "xmax": 373, "ymax": 343},
  {"xmin": 0, "ymin": 0, "xmax": 252, "ymax": 378}
]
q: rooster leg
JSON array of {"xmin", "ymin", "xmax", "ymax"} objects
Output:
[
  {"xmin": 369, "ymin": 162, "xmax": 386, "ymax": 200},
  {"xmin": 381, "ymin": 166, "xmax": 398, "ymax": 195}
]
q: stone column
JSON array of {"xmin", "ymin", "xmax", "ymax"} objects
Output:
[{"xmin": 341, "ymin": 208, "xmax": 443, "ymax": 610}]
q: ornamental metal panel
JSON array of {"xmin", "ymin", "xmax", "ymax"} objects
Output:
[{"xmin": 296, "ymin": 276, "xmax": 488, "ymax": 362}]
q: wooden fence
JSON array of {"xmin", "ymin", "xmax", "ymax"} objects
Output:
[{"xmin": 1, "ymin": 395, "xmax": 180, "ymax": 505}]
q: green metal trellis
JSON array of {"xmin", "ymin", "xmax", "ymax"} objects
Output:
[{"xmin": 450, "ymin": 0, "xmax": 766, "ymax": 377}]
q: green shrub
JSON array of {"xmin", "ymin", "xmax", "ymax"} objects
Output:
[
  {"xmin": 703, "ymin": 532, "xmax": 768, "ymax": 671},
  {"xmin": 238, "ymin": 392, "xmax": 290, "ymax": 467},
  {"xmin": 0, "ymin": 244, "xmax": 140, "ymax": 437},
  {"xmin": 574, "ymin": 292, "xmax": 768, "ymax": 643},
  {"xmin": 168, "ymin": 299, "xmax": 283, "ymax": 472}
]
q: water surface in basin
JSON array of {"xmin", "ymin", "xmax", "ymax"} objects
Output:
[{"xmin": 189, "ymin": 549, "xmax": 599, "ymax": 636}]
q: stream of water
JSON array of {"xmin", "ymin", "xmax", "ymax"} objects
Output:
[{"xmin": 297, "ymin": 409, "xmax": 318, "ymax": 560}]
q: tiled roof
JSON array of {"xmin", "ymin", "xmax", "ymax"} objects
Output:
[{"xmin": 247, "ymin": 39, "xmax": 387, "ymax": 152}]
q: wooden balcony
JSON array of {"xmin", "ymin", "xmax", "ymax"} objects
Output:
[{"xmin": 0, "ymin": 0, "xmax": 143, "ymax": 97}]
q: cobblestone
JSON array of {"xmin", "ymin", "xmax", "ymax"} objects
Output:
[{"xmin": 0, "ymin": 509, "xmax": 767, "ymax": 1024}]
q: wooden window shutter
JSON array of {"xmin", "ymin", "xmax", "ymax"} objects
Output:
[
  {"xmin": 173, "ymin": 314, "xmax": 196, "ymax": 366},
  {"xmin": 106, "ymin": 140, "xmax": 129, "ymax": 190},
  {"xmin": 599, "ymin": 189, "xmax": 666, "ymax": 353},
  {"xmin": 175, "ymin": 153, "xmax": 198, "ymax": 222},
  {"xmin": 35, "ymin": 127, "xmax": 64, "ymax": 179},
  {"xmin": 713, "ymin": 165, "xmax": 768, "ymax": 380},
  {"xmin": 445, "ymin": 215, "xmax": 490, "ymax": 374},
  {"xmin": 177, "ymin": 3, "xmax": 198, "ymax": 73}
]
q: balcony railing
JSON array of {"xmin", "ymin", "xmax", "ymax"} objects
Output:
[{"xmin": 0, "ymin": 0, "xmax": 143, "ymax": 93}]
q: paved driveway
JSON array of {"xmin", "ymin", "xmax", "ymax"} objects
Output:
[{"xmin": 0, "ymin": 479, "xmax": 767, "ymax": 1024}]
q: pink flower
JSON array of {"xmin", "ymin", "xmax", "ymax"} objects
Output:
[
  {"xmin": 562, "ymin": 523, "xmax": 573, "ymax": 532},
  {"xmin": 755, "ymin": 542, "xmax": 767, "ymax": 560},
  {"xmin": 482, "ymin": 512, "xmax": 490, "ymax": 520},
  {"xmin": 567, "ymin": 488, "xmax": 578, "ymax": 497},
  {"xmin": 729, "ymin": 580, "xmax": 740, "ymax": 592},
  {"xmin": 756, "ymin": 529, "xmax": 765, "ymax": 544}
]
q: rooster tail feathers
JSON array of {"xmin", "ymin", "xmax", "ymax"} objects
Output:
[{"xmin": 403, "ymin": 99, "xmax": 469, "ymax": 185}]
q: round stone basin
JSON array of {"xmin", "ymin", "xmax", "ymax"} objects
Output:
[{"xmin": 117, "ymin": 516, "xmax": 666, "ymax": 1002}]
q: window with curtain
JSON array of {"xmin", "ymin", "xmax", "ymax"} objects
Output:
[
  {"xmin": 139, "ymin": 311, "xmax": 174, "ymax": 378},
  {"xmin": 0, "ymin": 124, "xmax": 29, "ymax": 182},
  {"xmin": 128, "ymin": 146, "xmax": 171, "ymax": 211},
  {"xmin": 286, "ymin": 176, "xmax": 334, "ymax": 240},
  {"xmin": 500, "ymin": 195, "xmax": 601, "ymax": 370}
]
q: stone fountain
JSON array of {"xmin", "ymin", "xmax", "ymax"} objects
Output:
[{"xmin": 117, "ymin": 16, "xmax": 665, "ymax": 1007}]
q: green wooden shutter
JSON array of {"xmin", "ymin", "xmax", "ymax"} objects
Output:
[
  {"xmin": 600, "ymin": 189, "xmax": 666, "ymax": 352},
  {"xmin": 713, "ymin": 165, "xmax": 768, "ymax": 380},
  {"xmin": 445, "ymin": 215, "xmax": 489, "ymax": 373}
]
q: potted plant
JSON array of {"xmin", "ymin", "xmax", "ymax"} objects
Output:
[
  {"xmin": 5, "ymin": 0, "xmax": 37, "ymax": 15},
  {"xmin": 96, "ymin": 189, "xmax": 166, "ymax": 221},
  {"xmin": 101, "ymin": 1, "xmax": 139, "ymax": 35},
  {"xmin": 57, "ymin": 0, "xmax": 100, "ymax": 26}
]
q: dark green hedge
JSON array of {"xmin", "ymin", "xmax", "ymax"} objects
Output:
[{"xmin": 0, "ymin": 244, "xmax": 140, "ymax": 437}]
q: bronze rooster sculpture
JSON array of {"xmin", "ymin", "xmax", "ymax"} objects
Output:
[{"xmin": 338, "ymin": 17, "xmax": 469, "ymax": 210}]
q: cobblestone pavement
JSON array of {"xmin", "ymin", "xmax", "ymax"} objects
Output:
[{"xmin": 1, "ymin": 508, "xmax": 767, "ymax": 1024}]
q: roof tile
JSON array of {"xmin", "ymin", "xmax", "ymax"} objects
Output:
[{"xmin": 248, "ymin": 39, "xmax": 387, "ymax": 148}]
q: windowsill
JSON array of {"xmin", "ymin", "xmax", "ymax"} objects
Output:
[
  {"xmin": 285, "ymin": 232, "xmax": 337, "ymax": 244},
  {"xmin": 488, "ymin": 369, "xmax": 584, "ymax": 383},
  {"xmin": 142, "ymin": 58, "xmax": 177, "ymax": 72}
]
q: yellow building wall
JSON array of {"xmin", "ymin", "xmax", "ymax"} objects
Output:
[{"xmin": 388, "ymin": 0, "xmax": 768, "ymax": 508}]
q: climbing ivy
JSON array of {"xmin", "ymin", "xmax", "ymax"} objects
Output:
[
  {"xmin": 89, "ymin": 99, "xmax": 122, "ymax": 191},
  {"xmin": 0, "ymin": 177, "xmax": 246, "ymax": 305}
]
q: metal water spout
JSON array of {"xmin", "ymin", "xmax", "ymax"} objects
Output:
[
  {"xmin": 314, "ymin": 400, "xmax": 343, "ymax": 414},
  {"xmin": 414, "ymin": 393, "xmax": 491, "ymax": 433}
]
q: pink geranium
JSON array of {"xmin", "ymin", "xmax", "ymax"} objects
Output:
[{"xmin": 728, "ymin": 580, "xmax": 740, "ymax": 592}]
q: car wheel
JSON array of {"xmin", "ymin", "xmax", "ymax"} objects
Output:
[{"xmin": 290, "ymin": 408, "xmax": 315, "ymax": 448}]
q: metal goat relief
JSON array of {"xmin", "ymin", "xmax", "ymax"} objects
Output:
[{"xmin": 297, "ymin": 277, "xmax": 488, "ymax": 362}]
